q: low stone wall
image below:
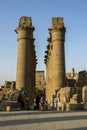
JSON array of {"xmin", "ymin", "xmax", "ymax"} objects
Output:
[
  {"xmin": 57, "ymin": 102, "xmax": 84, "ymax": 111},
  {"xmin": 0, "ymin": 101, "xmax": 21, "ymax": 111},
  {"xmin": 70, "ymin": 103, "xmax": 84, "ymax": 110}
]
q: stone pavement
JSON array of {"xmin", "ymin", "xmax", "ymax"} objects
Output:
[{"xmin": 0, "ymin": 110, "xmax": 87, "ymax": 130}]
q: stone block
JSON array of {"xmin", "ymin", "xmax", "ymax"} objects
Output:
[{"xmin": 70, "ymin": 103, "xmax": 84, "ymax": 110}]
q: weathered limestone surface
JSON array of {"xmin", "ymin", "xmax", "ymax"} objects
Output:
[
  {"xmin": 57, "ymin": 87, "xmax": 84, "ymax": 111},
  {"xmin": 57, "ymin": 86, "xmax": 71, "ymax": 111},
  {"xmin": 45, "ymin": 17, "xmax": 66, "ymax": 105},
  {"xmin": 58, "ymin": 86, "xmax": 71, "ymax": 103},
  {"xmin": 82, "ymin": 85, "xmax": 87, "ymax": 107},
  {"xmin": 15, "ymin": 17, "xmax": 37, "ymax": 102},
  {"xmin": 70, "ymin": 94, "xmax": 78, "ymax": 104}
]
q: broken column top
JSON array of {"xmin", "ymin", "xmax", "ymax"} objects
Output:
[
  {"xmin": 15, "ymin": 16, "xmax": 34, "ymax": 32},
  {"xmin": 50, "ymin": 17, "xmax": 65, "ymax": 29},
  {"xmin": 19, "ymin": 16, "xmax": 32, "ymax": 27}
]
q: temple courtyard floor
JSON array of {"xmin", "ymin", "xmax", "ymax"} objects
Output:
[{"xmin": 0, "ymin": 110, "xmax": 87, "ymax": 130}]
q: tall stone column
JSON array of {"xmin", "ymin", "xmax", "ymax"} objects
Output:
[
  {"xmin": 45, "ymin": 39, "xmax": 54, "ymax": 106},
  {"xmin": 44, "ymin": 17, "xmax": 66, "ymax": 105},
  {"xmin": 50, "ymin": 17, "xmax": 66, "ymax": 90},
  {"xmin": 15, "ymin": 17, "xmax": 36, "ymax": 95}
]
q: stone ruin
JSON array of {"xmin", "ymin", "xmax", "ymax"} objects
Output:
[
  {"xmin": 56, "ymin": 85, "xmax": 87, "ymax": 111},
  {"xmin": 0, "ymin": 80, "xmax": 29, "ymax": 111},
  {"xmin": 0, "ymin": 16, "xmax": 87, "ymax": 111}
]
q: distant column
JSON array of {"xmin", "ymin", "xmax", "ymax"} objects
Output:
[{"xmin": 15, "ymin": 17, "xmax": 37, "ymax": 94}]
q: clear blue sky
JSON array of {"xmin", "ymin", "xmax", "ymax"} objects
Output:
[{"xmin": 0, "ymin": 0, "xmax": 87, "ymax": 85}]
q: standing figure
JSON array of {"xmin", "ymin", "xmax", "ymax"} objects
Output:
[
  {"xmin": 17, "ymin": 93, "xmax": 24, "ymax": 109},
  {"xmin": 36, "ymin": 95, "xmax": 40, "ymax": 110},
  {"xmin": 33, "ymin": 97, "xmax": 37, "ymax": 110},
  {"xmin": 40, "ymin": 95, "xmax": 45, "ymax": 111},
  {"xmin": 53, "ymin": 95, "xmax": 58, "ymax": 110}
]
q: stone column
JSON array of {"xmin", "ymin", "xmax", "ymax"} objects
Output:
[
  {"xmin": 49, "ymin": 17, "xmax": 66, "ymax": 90},
  {"xmin": 45, "ymin": 38, "xmax": 54, "ymax": 106},
  {"xmin": 45, "ymin": 17, "xmax": 66, "ymax": 106},
  {"xmin": 15, "ymin": 17, "xmax": 36, "ymax": 94}
]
